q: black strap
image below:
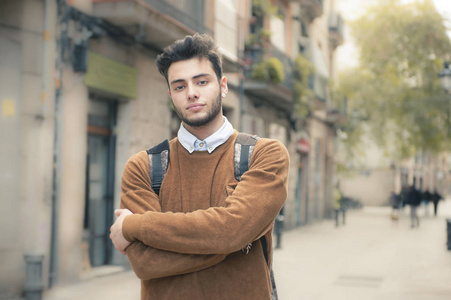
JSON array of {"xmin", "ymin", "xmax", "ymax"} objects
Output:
[
  {"xmin": 147, "ymin": 139, "xmax": 170, "ymax": 196},
  {"xmin": 234, "ymin": 133, "xmax": 270, "ymax": 266},
  {"xmin": 259, "ymin": 236, "xmax": 269, "ymax": 266},
  {"xmin": 147, "ymin": 139, "xmax": 170, "ymax": 155}
]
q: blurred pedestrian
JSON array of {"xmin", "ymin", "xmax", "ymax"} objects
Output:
[
  {"xmin": 400, "ymin": 186, "xmax": 409, "ymax": 211},
  {"xmin": 334, "ymin": 185, "xmax": 345, "ymax": 227},
  {"xmin": 431, "ymin": 190, "xmax": 443, "ymax": 217},
  {"xmin": 389, "ymin": 191, "xmax": 402, "ymax": 211},
  {"xmin": 389, "ymin": 191, "xmax": 401, "ymax": 223},
  {"xmin": 406, "ymin": 185, "xmax": 421, "ymax": 228},
  {"xmin": 422, "ymin": 189, "xmax": 433, "ymax": 217}
]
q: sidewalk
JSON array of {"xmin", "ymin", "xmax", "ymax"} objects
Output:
[
  {"xmin": 44, "ymin": 200, "xmax": 451, "ymax": 300},
  {"xmin": 273, "ymin": 199, "xmax": 451, "ymax": 300}
]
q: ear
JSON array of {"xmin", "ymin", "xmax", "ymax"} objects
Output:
[
  {"xmin": 167, "ymin": 89, "xmax": 172, "ymax": 97},
  {"xmin": 220, "ymin": 76, "xmax": 228, "ymax": 98}
]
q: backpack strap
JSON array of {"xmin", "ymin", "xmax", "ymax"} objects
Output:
[
  {"xmin": 234, "ymin": 134, "xmax": 268, "ymax": 262},
  {"xmin": 146, "ymin": 139, "xmax": 170, "ymax": 196},
  {"xmin": 234, "ymin": 133, "xmax": 277, "ymax": 299},
  {"xmin": 234, "ymin": 133, "xmax": 260, "ymax": 181}
]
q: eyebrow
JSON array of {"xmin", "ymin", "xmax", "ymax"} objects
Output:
[{"xmin": 170, "ymin": 73, "xmax": 211, "ymax": 85}]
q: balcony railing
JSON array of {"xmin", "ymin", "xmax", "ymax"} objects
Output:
[
  {"xmin": 288, "ymin": 0, "xmax": 322, "ymax": 5},
  {"xmin": 92, "ymin": 0, "xmax": 213, "ymax": 51},
  {"xmin": 271, "ymin": 46, "xmax": 294, "ymax": 90},
  {"xmin": 300, "ymin": 0, "xmax": 324, "ymax": 21},
  {"xmin": 145, "ymin": 0, "xmax": 211, "ymax": 35},
  {"xmin": 325, "ymin": 95, "xmax": 348, "ymax": 124},
  {"xmin": 243, "ymin": 44, "xmax": 294, "ymax": 110},
  {"xmin": 244, "ymin": 45, "xmax": 294, "ymax": 90},
  {"xmin": 329, "ymin": 12, "xmax": 344, "ymax": 48}
]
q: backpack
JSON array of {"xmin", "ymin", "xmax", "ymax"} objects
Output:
[{"xmin": 146, "ymin": 132, "xmax": 278, "ymax": 299}]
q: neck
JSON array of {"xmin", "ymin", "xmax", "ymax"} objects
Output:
[{"xmin": 183, "ymin": 114, "xmax": 224, "ymax": 140}]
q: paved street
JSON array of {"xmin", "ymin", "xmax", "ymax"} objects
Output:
[{"xmin": 44, "ymin": 200, "xmax": 451, "ymax": 300}]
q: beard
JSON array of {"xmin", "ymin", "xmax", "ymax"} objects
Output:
[{"xmin": 174, "ymin": 92, "xmax": 222, "ymax": 127}]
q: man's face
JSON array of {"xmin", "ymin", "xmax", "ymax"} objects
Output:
[{"xmin": 167, "ymin": 57, "xmax": 227, "ymax": 128}]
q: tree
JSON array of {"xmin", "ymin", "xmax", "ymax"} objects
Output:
[{"xmin": 335, "ymin": 0, "xmax": 451, "ymax": 160}]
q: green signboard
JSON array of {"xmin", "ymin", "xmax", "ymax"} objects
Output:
[{"xmin": 85, "ymin": 51, "xmax": 138, "ymax": 99}]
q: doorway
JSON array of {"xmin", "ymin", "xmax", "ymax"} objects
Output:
[{"xmin": 84, "ymin": 98, "xmax": 117, "ymax": 267}]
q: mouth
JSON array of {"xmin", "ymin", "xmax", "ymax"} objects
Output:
[{"xmin": 186, "ymin": 103, "xmax": 205, "ymax": 111}]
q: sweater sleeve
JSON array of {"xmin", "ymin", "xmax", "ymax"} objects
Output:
[
  {"xmin": 123, "ymin": 139, "xmax": 289, "ymax": 255},
  {"xmin": 126, "ymin": 242, "xmax": 227, "ymax": 280},
  {"xmin": 121, "ymin": 152, "xmax": 227, "ymax": 279}
]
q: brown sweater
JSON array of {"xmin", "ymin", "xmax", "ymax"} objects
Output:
[{"xmin": 120, "ymin": 130, "xmax": 289, "ymax": 299}]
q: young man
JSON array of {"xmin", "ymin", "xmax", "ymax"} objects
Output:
[{"xmin": 110, "ymin": 33, "xmax": 289, "ymax": 299}]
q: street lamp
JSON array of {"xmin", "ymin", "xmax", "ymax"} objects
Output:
[
  {"xmin": 439, "ymin": 62, "xmax": 451, "ymax": 93},
  {"xmin": 439, "ymin": 62, "xmax": 451, "ymax": 201},
  {"xmin": 439, "ymin": 62, "xmax": 451, "ymax": 135}
]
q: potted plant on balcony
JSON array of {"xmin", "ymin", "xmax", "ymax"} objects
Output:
[
  {"xmin": 267, "ymin": 57, "xmax": 284, "ymax": 84},
  {"xmin": 251, "ymin": 57, "xmax": 285, "ymax": 84}
]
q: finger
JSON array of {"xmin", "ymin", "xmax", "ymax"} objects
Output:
[
  {"xmin": 120, "ymin": 209, "xmax": 132, "ymax": 216},
  {"xmin": 117, "ymin": 209, "xmax": 129, "ymax": 217},
  {"xmin": 115, "ymin": 209, "xmax": 121, "ymax": 216}
]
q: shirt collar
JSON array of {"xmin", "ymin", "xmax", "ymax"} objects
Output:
[{"xmin": 178, "ymin": 116, "xmax": 234, "ymax": 153}]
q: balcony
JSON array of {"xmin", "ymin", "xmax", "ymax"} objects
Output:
[
  {"xmin": 92, "ymin": 0, "xmax": 212, "ymax": 51},
  {"xmin": 329, "ymin": 12, "xmax": 344, "ymax": 49},
  {"xmin": 243, "ymin": 45, "xmax": 294, "ymax": 112},
  {"xmin": 300, "ymin": 0, "xmax": 323, "ymax": 21},
  {"xmin": 271, "ymin": 47, "xmax": 294, "ymax": 91},
  {"xmin": 326, "ymin": 108, "xmax": 347, "ymax": 125}
]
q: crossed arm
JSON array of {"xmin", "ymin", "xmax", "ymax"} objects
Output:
[
  {"xmin": 110, "ymin": 152, "xmax": 228, "ymax": 280},
  {"xmin": 110, "ymin": 139, "xmax": 289, "ymax": 278}
]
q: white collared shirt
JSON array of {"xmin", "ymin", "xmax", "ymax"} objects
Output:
[{"xmin": 178, "ymin": 116, "xmax": 234, "ymax": 153}]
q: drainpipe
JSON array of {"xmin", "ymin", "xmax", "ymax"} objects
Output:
[
  {"xmin": 23, "ymin": 1, "xmax": 52, "ymax": 297},
  {"xmin": 49, "ymin": 0, "xmax": 68, "ymax": 288},
  {"xmin": 40, "ymin": 0, "xmax": 50, "ymax": 119}
]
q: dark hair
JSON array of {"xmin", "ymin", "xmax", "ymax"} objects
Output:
[{"xmin": 156, "ymin": 33, "xmax": 223, "ymax": 86}]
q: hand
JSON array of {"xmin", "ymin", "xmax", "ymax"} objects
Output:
[{"xmin": 110, "ymin": 209, "xmax": 133, "ymax": 254}]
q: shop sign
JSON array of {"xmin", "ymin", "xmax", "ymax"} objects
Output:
[
  {"xmin": 85, "ymin": 51, "xmax": 138, "ymax": 99},
  {"xmin": 297, "ymin": 138, "xmax": 310, "ymax": 154}
]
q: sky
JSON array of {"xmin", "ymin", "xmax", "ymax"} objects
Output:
[{"xmin": 335, "ymin": 0, "xmax": 451, "ymax": 72}]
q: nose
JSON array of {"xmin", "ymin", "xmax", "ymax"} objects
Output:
[{"xmin": 187, "ymin": 83, "xmax": 199, "ymax": 101}]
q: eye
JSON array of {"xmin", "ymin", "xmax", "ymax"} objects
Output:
[
  {"xmin": 173, "ymin": 85, "xmax": 185, "ymax": 92},
  {"xmin": 198, "ymin": 80, "xmax": 208, "ymax": 86}
]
